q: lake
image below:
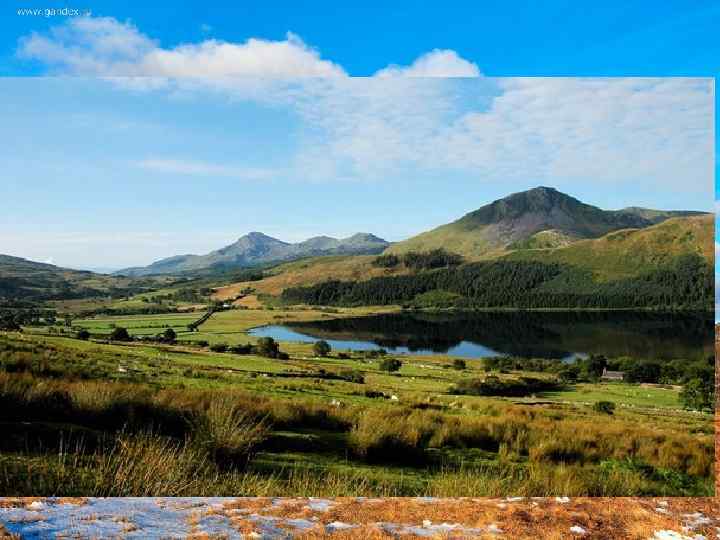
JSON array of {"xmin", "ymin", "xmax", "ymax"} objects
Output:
[{"xmin": 248, "ymin": 311, "xmax": 713, "ymax": 361}]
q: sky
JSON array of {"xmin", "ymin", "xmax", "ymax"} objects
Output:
[{"xmin": 0, "ymin": 1, "xmax": 716, "ymax": 270}]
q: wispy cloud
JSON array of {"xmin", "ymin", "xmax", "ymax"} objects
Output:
[{"xmin": 14, "ymin": 17, "xmax": 714, "ymax": 196}]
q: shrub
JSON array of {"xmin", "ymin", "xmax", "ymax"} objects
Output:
[
  {"xmin": 254, "ymin": 337, "xmax": 281, "ymax": 358},
  {"xmin": 190, "ymin": 394, "xmax": 269, "ymax": 470},
  {"xmin": 452, "ymin": 359, "xmax": 467, "ymax": 370},
  {"xmin": 76, "ymin": 329, "xmax": 90, "ymax": 340},
  {"xmin": 372, "ymin": 254, "xmax": 400, "ymax": 268},
  {"xmin": 229, "ymin": 343, "xmax": 253, "ymax": 354},
  {"xmin": 162, "ymin": 328, "xmax": 176, "ymax": 343},
  {"xmin": 451, "ymin": 376, "xmax": 562, "ymax": 397},
  {"xmin": 109, "ymin": 327, "xmax": 131, "ymax": 342},
  {"xmin": 209, "ymin": 343, "xmax": 228, "ymax": 353},
  {"xmin": 593, "ymin": 401, "xmax": 616, "ymax": 415},
  {"xmin": 313, "ymin": 340, "xmax": 331, "ymax": 357},
  {"xmin": 340, "ymin": 370, "xmax": 364, "ymax": 384},
  {"xmin": 379, "ymin": 358, "xmax": 402, "ymax": 372},
  {"xmin": 680, "ymin": 378, "xmax": 714, "ymax": 411},
  {"xmin": 196, "ymin": 340, "xmax": 209, "ymax": 348}
]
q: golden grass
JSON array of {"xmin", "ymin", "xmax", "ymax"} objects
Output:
[{"xmin": 213, "ymin": 255, "xmax": 408, "ymax": 299}]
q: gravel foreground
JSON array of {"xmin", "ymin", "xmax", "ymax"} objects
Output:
[{"xmin": 0, "ymin": 496, "xmax": 718, "ymax": 539}]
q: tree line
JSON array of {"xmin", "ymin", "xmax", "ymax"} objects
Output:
[{"xmin": 282, "ymin": 254, "xmax": 712, "ymax": 310}]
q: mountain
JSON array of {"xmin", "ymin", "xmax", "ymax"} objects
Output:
[
  {"xmin": 117, "ymin": 232, "xmax": 390, "ymax": 277},
  {"xmin": 385, "ymin": 186, "xmax": 710, "ymax": 258}
]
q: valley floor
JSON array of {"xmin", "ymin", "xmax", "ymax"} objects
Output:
[{"xmin": 0, "ymin": 305, "xmax": 714, "ymax": 500}]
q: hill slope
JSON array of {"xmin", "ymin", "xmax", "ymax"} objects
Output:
[
  {"xmin": 117, "ymin": 232, "xmax": 390, "ymax": 277},
  {"xmin": 0, "ymin": 255, "xmax": 163, "ymax": 302},
  {"xmin": 503, "ymin": 214, "xmax": 714, "ymax": 281},
  {"xmin": 386, "ymin": 186, "xmax": 708, "ymax": 258}
]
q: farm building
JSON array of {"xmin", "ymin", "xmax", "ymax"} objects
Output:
[{"xmin": 601, "ymin": 368, "xmax": 625, "ymax": 381}]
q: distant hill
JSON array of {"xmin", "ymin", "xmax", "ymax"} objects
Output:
[
  {"xmin": 116, "ymin": 232, "xmax": 390, "ymax": 277},
  {"xmin": 386, "ymin": 186, "xmax": 709, "ymax": 258},
  {"xmin": 0, "ymin": 254, "xmax": 163, "ymax": 302}
]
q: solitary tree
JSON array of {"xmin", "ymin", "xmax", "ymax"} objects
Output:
[
  {"xmin": 313, "ymin": 340, "xmax": 331, "ymax": 357},
  {"xmin": 163, "ymin": 328, "xmax": 177, "ymax": 343},
  {"xmin": 379, "ymin": 358, "xmax": 402, "ymax": 372},
  {"xmin": 255, "ymin": 337, "xmax": 281, "ymax": 358},
  {"xmin": 452, "ymin": 358, "xmax": 467, "ymax": 370},
  {"xmin": 109, "ymin": 327, "xmax": 131, "ymax": 342},
  {"xmin": 76, "ymin": 329, "xmax": 90, "ymax": 340}
]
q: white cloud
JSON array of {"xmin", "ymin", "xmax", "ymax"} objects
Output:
[
  {"xmin": 14, "ymin": 17, "xmax": 714, "ymax": 195},
  {"xmin": 136, "ymin": 158, "xmax": 275, "ymax": 180},
  {"xmin": 18, "ymin": 18, "xmax": 346, "ymax": 77},
  {"xmin": 17, "ymin": 17, "xmax": 481, "ymax": 80},
  {"xmin": 374, "ymin": 49, "xmax": 481, "ymax": 77}
]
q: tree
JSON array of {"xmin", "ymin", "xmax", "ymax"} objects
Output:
[
  {"xmin": 379, "ymin": 358, "xmax": 402, "ymax": 372},
  {"xmin": 585, "ymin": 354, "xmax": 608, "ymax": 380},
  {"xmin": 109, "ymin": 327, "xmax": 131, "ymax": 341},
  {"xmin": 452, "ymin": 358, "xmax": 467, "ymax": 370},
  {"xmin": 255, "ymin": 337, "xmax": 281, "ymax": 358},
  {"xmin": 163, "ymin": 328, "xmax": 177, "ymax": 343},
  {"xmin": 210, "ymin": 343, "xmax": 228, "ymax": 353},
  {"xmin": 313, "ymin": 340, "xmax": 331, "ymax": 357},
  {"xmin": 558, "ymin": 365, "xmax": 580, "ymax": 383},
  {"xmin": 680, "ymin": 378, "xmax": 714, "ymax": 411},
  {"xmin": 76, "ymin": 329, "xmax": 90, "ymax": 340}
]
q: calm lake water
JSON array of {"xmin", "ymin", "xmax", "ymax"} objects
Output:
[{"xmin": 248, "ymin": 311, "xmax": 713, "ymax": 361}]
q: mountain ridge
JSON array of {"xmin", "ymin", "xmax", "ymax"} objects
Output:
[
  {"xmin": 385, "ymin": 186, "xmax": 709, "ymax": 258},
  {"xmin": 116, "ymin": 232, "xmax": 390, "ymax": 277}
]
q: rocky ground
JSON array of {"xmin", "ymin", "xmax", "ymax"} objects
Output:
[{"xmin": 0, "ymin": 496, "xmax": 718, "ymax": 539}]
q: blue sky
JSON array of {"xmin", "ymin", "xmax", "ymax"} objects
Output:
[{"xmin": 0, "ymin": 2, "xmax": 716, "ymax": 269}]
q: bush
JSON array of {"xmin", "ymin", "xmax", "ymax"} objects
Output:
[
  {"xmin": 340, "ymin": 370, "xmax": 365, "ymax": 384},
  {"xmin": 313, "ymin": 340, "xmax": 331, "ymax": 357},
  {"xmin": 76, "ymin": 329, "xmax": 90, "ymax": 340},
  {"xmin": 209, "ymin": 343, "xmax": 228, "ymax": 353},
  {"xmin": 229, "ymin": 343, "xmax": 253, "ymax": 354},
  {"xmin": 190, "ymin": 394, "xmax": 269, "ymax": 470},
  {"xmin": 451, "ymin": 376, "xmax": 562, "ymax": 397},
  {"xmin": 592, "ymin": 401, "xmax": 616, "ymax": 415},
  {"xmin": 162, "ymin": 328, "xmax": 176, "ymax": 343},
  {"xmin": 109, "ymin": 327, "xmax": 131, "ymax": 342},
  {"xmin": 452, "ymin": 359, "xmax": 466, "ymax": 370},
  {"xmin": 254, "ymin": 337, "xmax": 281, "ymax": 358},
  {"xmin": 379, "ymin": 358, "xmax": 402, "ymax": 372},
  {"xmin": 196, "ymin": 340, "xmax": 209, "ymax": 348},
  {"xmin": 372, "ymin": 254, "xmax": 400, "ymax": 268},
  {"xmin": 680, "ymin": 378, "xmax": 714, "ymax": 411}
]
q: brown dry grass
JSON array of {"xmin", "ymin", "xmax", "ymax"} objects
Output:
[
  {"xmin": 220, "ymin": 497, "xmax": 719, "ymax": 539},
  {"xmin": 1, "ymin": 496, "xmax": 716, "ymax": 539},
  {"xmin": 214, "ymin": 255, "xmax": 408, "ymax": 299}
]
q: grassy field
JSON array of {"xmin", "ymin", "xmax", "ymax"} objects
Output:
[{"xmin": 0, "ymin": 307, "xmax": 713, "ymax": 497}]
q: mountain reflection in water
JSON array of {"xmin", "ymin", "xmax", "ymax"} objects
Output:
[{"xmin": 248, "ymin": 311, "xmax": 712, "ymax": 361}]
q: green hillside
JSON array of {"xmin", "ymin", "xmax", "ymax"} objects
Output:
[
  {"xmin": 503, "ymin": 215, "xmax": 713, "ymax": 281},
  {"xmin": 386, "ymin": 186, "xmax": 709, "ymax": 259},
  {"xmin": 0, "ymin": 255, "xmax": 171, "ymax": 303}
]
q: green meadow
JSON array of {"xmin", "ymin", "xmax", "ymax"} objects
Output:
[{"xmin": 0, "ymin": 305, "xmax": 713, "ymax": 497}]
